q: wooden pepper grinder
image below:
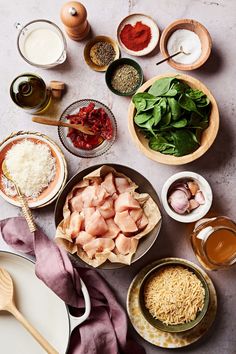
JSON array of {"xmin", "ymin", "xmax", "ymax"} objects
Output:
[{"xmin": 60, "ymin": 1, "xmax": 90, "ymax": 41}]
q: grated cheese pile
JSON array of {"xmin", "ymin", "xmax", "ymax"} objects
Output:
[
  {"xmin": 5, "ymin": 139, "xmax": 56, "ymax": 198},
  {"xmin": 144, "ymin": 265, "xmax": 205, "ymax": 325}
]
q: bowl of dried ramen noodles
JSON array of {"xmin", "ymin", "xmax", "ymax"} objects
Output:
[{"xmin": 139, "ymin": 258, "xmax": 210, "ymax": 333}]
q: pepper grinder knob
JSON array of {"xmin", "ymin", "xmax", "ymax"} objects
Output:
[{"xmin": 60, "ymin": 1, "xmax": 90, "ymax": 41}]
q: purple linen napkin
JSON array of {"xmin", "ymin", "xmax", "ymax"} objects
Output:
[{"xmin": 0, "ymin": 217, "xmax": 145, "ymax": 354}]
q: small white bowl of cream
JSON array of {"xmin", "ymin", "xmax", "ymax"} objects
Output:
[
  {"xmin": 160, "ymin": 19, "xmax": 212, "ymax": 70},
  {"xmin": 161, "ymin": 171, "xmax": 213, "ymax": 223},
  {"xmin": 16, "ymin": 20, "xmax": 67, "ymax": 68}
]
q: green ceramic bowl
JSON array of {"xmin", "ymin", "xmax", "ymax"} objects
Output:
[
  {"xmin": 139, "ymin": 259, "xmax": 210, "ymax": 333},
  {"xmin": 105, "ymin": 58, "xmax": 143, "ymax": 96}
]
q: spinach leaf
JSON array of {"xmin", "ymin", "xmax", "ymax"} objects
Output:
[
  {"xmin": 178, "ymin": 94, "xmax": 204, "ymax": 117},
  {"xmin": 167, "ymin": 97, "xmax": 182, "ymax": 120},
  {"xmin": 159, "ymin": 98, "xmax": 167, "ymax": 114},
  {"xmin": 153, "ymin": 104, "xmax": 162, "ymax": 125},
  {"xmin": 140, "ymin": 118, "xmax": 156, "ymax": 136},
  {"xmin": 161, "ymin": 147, "xmax": 177, "ymax": 155},
  {"xmin": 132, "ymin": 97, "xmax": 146, "ymax": 112},
  {"xmin": 172, "ymin": 129, "xmax": 199, "ymax": 156},
  {"xmin": 149, "ymin": 135, "xmax": 175, "ymax": 152},
  {"xmin": 186, "ymin": 89, "xmax": 205, "ymax": 100},
  {"xmin": 161, "ymin": 88, "xmax": 178, "ymax": 97},
  {"xmin": 195, "ymin": 96, "xmax": 210, "ymax": 107},
  {"xmin": 171, "ymin": 80, "xmax": 188, "ymax": 93},
  {"xmin": 188, "ymin": 112, "xmax": 209, "ymax": 129},
  {"xmin": 161, "ymin": 112, "xmax": 171, "ymax": 126},
  {"xmin": 134, "ymin": 112, "xmax": 153, "ymax": 125},
  {"xmin": 143, "ymin": 98, "xmax": 160, "ymax": 111},
  {"xmin": 148, "ymin": 77, "xmax": 176, "ymax": 96},
  {"xmin": 171, "ymin": 118, "xmax": 188, "ymax": 128},
  {"xmin": 132, "ymin": 92, "xmax": 156, "ymax": 112}
]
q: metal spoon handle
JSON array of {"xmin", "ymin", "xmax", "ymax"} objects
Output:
[
  {"xmin": 16, "ymin": 185, "xmax": 37, "ymax": 233},
  {"xmin": 9, "ymin": 303, "xmax": 58, "ymax": 354},
  {"xmin": 156, "ymin": 51, "xmax": 182, "ymax": 66}
]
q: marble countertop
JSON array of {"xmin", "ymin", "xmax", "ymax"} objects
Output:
[{"xmin": 0, "ymin": 0, "xmax": 236, "ymax": 353}]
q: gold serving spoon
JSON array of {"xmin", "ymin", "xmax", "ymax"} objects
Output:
[
  {"xmin": 0, "ymin": 268, "xmax": 58, "ymax": 354},
  {"xmin": 2, "ymin": 161, "xmax": 37, "ymax": 233},
  {"xmin": 32, "ymin": 116, "xmax": 95, "ymax": 135},
  {"xmin": 156, "ymin": 45, "xmax": 191, "ymax": 66}
]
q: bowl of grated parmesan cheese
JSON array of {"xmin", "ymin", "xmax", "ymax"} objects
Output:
[{"xmin": 0, "ymin": 131, "xmax": 67, "ymax": 208}]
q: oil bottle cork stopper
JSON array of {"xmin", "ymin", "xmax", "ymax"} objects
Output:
[{"xmin": 49, "ymin": 81, "xmax": 65, "ymax": 99}]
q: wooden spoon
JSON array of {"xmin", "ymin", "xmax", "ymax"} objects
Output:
[
  {"xmin": 0, "ymin": 268, "xmax": 58, "ymax": 354},
  {"xmin": 2, "ymin": 160, "xmax": 37, "ymax": 233},
  {"xmin": 32, "ymin": 116, "xmax": 95, "ymax": 135}
]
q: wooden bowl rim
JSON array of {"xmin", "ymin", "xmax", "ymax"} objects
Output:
[
  {"xmin": 128, "ymin": 73, "xmax": 219, "ymax": 165},
  {"xmin": 160, "ymin": 19, "xmax": 212, "ymax": 71}
]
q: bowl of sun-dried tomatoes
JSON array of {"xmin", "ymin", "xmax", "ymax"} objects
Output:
[{"xmin": 58, "ymin": 99, "xmax": 117, "ymax": 157}]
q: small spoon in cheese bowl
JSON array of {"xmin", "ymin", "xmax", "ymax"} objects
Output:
[{"xmin": 2, "ymin": 160, "xmax": 37, "ymax": 233}]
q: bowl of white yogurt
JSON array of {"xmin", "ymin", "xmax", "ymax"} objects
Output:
[
  {"xmin": 160, "ymin": 19, "xmax": 212, "ymax": 71},
  {"xmin": 16, "ymin": 19, "xmax": 67, "ymax": 69}
]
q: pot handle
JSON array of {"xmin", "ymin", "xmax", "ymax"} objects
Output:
[{"xmin": 69, "ymin": 279, "xmax": 91, "ymax": 332}]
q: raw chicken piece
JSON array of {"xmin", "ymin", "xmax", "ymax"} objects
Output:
[
  {"xmin": 114, "ymin": 192, "xmax": 140, "ymax": 212},
  {"xmin": 70, "ymin": 194, "xmax": 83, "ymax": 212},
  {"xmin": 84, "ymin": 207, "xmax": 96, "ymax": 228},
  {"xmin": 115, "ymin": 177, "xmax": 132, "ymax": 194},
  {"xmin": 111, "ymin": 193, "xmax": 118, "ymax": 201},
  {"xmin": 94, "ymin": 185, "xmax": 109, "ymax": 206},
  {"xmin": 98, "ymin": 198, "xmax": 115, "ymax": 219},
  {"xmin": 68, "ymin": 212, "xmax": 83, "ymax": 239},
  {"xmin": 83, "ymin": 238, "xmax": 115, "ymax": 259},
  {"xmin": 129, "ymin": 208, "xmax": 143, "ymax": 223},
  {"xmin": 136, "ymin": 213, "xmax": 148, "ymax": 230},
  {"xmin": 82, "ymin": 184, "xmax": 108, "ymax": 208},
  {"xmin": 85, "ymin": 210, "xmax": 108, "ymax": 236},
  {"xmin": 103, "ymin": 218, "xmax": 120, "ymax": 239},
  {"xmin": 76, "ymin": 231, "xmax": 95, "ymax": 246},
  {"xmin": 115, "ymin": 233, "xmax": 138, "ymax": 255},
  {"xmin": 114, "ymin": 211, "xmax": 138, "ymax": 233},
  {"xmin": 101, "ymin": 173, "xmax": 117, "ymax": 196}
]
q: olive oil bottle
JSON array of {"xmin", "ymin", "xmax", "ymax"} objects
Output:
[{"xmin": 10, "ymin": 73, "xmax": 51, "ymax": 114}]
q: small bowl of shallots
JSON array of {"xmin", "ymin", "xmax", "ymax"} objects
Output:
[{"xmin": 161, "ymin": 171, "xmax": 212, "ymax": 223}]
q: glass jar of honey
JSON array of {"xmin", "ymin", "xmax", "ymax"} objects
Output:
[{"xmin": 191, "ymin": 216, "xmax": 236, "ymax": 270}]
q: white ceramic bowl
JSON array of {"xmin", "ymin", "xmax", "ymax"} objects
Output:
[{"xmin": 161, "ymin": 171, "xmax": 212, "ymax": 223}]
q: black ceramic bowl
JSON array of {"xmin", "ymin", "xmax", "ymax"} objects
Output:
[
  {"xmin": 139, "ymin": 258, "xmax": 210, "ymax": 333},
  {"xmin": 54, "ymin": 164, "xmax": 161, "ymax": 269},
  {"xmin": 105, "ymin": 58, "xmax": 143, "ymax": 96}
]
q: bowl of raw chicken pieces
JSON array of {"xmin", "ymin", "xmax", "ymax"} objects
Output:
[{"xmin": 54, "ymin": 164, "xmax": 162, "ymax": 269}]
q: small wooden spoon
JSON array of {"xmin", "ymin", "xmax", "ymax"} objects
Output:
[
  {"xmin": 0, "ymin": 268, "xmax": 58, "ymax": 354},
  {"xmin": 2, "ymin": 161, "xmax": 37, "ymax": 233},
  {"xmin": 32, "ymin": 116, "xmax": 95, "ymax": 135}
]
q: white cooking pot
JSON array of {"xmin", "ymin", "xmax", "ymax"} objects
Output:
[{"xmin": 0, "ymin": 251, "xmax": 91, "ymax": 354}]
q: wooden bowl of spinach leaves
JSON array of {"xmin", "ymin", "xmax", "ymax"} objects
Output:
[{"xmin": 128, "ymin": 74, "xmax": 219, "ymax": 165}]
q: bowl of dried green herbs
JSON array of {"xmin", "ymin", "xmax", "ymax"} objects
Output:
[
  {"xmin": 105, "ymin": 58, "xmax": 143, "ymax": 96},
  {"xmin": 128, "ymin": 73, "xmax": 219, "ymax": 165}
]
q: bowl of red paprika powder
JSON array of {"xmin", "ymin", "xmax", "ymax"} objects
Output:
[{"xmin": 117, "ymin": 13, "xmax": 160, "ymax": 56}]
